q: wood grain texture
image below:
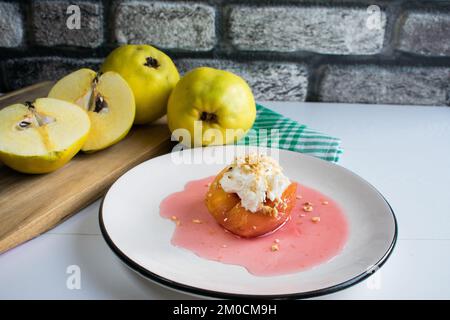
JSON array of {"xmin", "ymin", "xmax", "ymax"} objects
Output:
[{"xmin": 0, "ymin": 82, "xmax": 172, "ymax": 254}]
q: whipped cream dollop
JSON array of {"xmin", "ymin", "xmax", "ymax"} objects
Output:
[{"xmin": 219, "ymin": 154, "xmax": 291, "ymax": 213}]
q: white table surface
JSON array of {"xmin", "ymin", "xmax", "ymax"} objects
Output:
[{"xmin": 1, "ymin": 101, "xmax": 450, "ymax": 300}]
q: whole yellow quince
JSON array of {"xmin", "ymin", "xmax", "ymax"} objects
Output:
[
  {"xmin": 167, "ymin": 67, "xmax": 256, "ymax": 147},
  {"xmin": 101, "ymin": 44, "xmax": 179, "ymax": 124}
]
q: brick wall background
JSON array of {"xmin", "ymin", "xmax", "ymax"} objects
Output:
[{"xmin": 0, "ymin": 0, "xmax": 450, "ymax": 106}]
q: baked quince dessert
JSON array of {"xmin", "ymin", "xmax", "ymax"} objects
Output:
[{"xmin": 205, "ymin": 154, "xmax": 297, "ymax": 238}]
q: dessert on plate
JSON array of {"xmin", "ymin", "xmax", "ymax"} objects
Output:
[
  {"xmin": 205, "ymin": 153, "xmax": 297, "ymax": 238},
  {"xmin": 160, "ymin": 151, "xmax": 348, "ymax": 276}
]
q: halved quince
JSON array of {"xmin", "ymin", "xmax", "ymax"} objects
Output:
[
  {"xmin": 48, "ymin": 68, "xmax": 135, "ymax": 152},
  {"xmin": 205, "ymin": 169, "xmax": 297, "ymax": 238},
  {"xmin": 0, "ymin": 98, "xmax": 90, "ymax": 174}
]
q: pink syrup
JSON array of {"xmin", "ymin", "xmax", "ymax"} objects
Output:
[{"xmin": 160, "ymin": 176, "xmax": 348, "ymax": 276}]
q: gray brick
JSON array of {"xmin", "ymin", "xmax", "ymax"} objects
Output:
[
  {"xmin": 2, "ymin": 57, "xmax": 101, "ymax": 91},
  {"xmin": 32, "ymin": 1, "xmax": 103, "ymax": 48},
  {"xmin": 228, "ymin": 6, "xmax": 386, "ymax": 54},
  {"xmin": 397, "ymin": 11, "xmax": 450, "ymax": 57},
  {"xmin": 114, "ymin": 1, "xmax": 215, "ymax": 51},
  {"xmin": 0, "ymin": 2, "xmax": 24, "ymax": 47},
  {"xmin": 318, "ymin": 65, "xmax": 450, "ymax": 106},
  {"xmin": 175, "ymin": 59, "xmax": 308, "ymax": 101}
]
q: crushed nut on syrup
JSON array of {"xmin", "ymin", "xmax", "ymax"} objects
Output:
[
  {"xmin": 271, "ymin": 244, "xmax": 280, "ymax": 252},
  {"xmin": 311, "ymin": 216, "xmax": 321, "ymax": 223},
  {"xmin": 322, "ymin": 200, "xmax": 329, "ymax": 205},
  {"xmin": 170, "ymin": 216, "xmax": 180, "ymax": 226},
  {"xmin": 192, "ymin": 219, "xmax": 202, "ymax": 224},
  {"xmin": 303, "ymin": 205, "xmax": 313, "ymax": 212}
]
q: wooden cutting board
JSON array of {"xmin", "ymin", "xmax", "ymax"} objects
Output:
[{"xmin": 0, "ymin": 82, "xmax": 173, "ymax": 254}]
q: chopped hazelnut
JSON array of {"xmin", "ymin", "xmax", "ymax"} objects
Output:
[
  {"xmin": 170, "ymin": 216, "xmax": 181, "ymax": 225},
  {"xmin": 271, "ymin": 244, "xmax": 279, "ymax": 252},
  {"xmin": 192, "ymin": 219, "xmax": 202, "ymax": 224},
  {"xmin": 311, "ymin": 216, "xmax": 321, "ymax": 223},
  {"xmin": 303, "ymin": 205, "xmax": 313, "ymax": 212}
]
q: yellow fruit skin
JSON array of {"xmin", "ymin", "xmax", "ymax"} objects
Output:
[
  {"xmin": 167, "ymin": 67, "xmax": 256, "ymax": 146},
  {"xmin": 101, "ymin": 44, "xmax": 180, "ymax": 124},
  {"xmin": 0, "ymin": 132, "xmax": 88, "ymax": 174},
  {"xmin": 81, "ymin": 127, "xmax": 127, "ymax": 154}
]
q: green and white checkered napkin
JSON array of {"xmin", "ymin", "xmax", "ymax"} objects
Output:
[{"xmin": 237, "ymin": 104, "xmax": 343, "ymax": 163}]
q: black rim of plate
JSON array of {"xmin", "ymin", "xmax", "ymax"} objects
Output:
[{"xmin": 98, "ymin": 154, "xmax": 398, "ymax": 300}]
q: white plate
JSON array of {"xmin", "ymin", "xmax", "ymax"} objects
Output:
[{"xmin": 100, "ymin": 146, "xmax": 397, "ymax": 299}]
